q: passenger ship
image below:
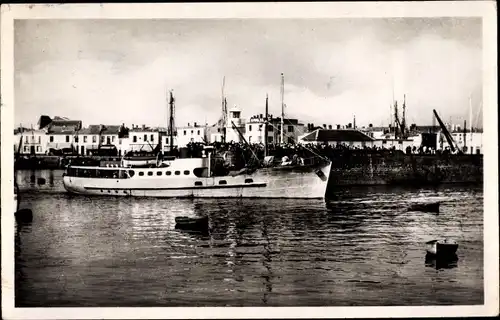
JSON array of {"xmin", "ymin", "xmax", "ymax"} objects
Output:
[{"xmin": 62, "ymin": 156, "xmax": 332, "ymax": 199}]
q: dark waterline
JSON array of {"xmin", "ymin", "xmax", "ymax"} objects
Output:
[{"xmin": 15, "ymin": 170, "xmax": 483, "ymax": 307}]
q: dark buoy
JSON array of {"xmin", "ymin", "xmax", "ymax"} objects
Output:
[
  {"xmin": 408, "ymin": 202, "xmax": 440, "ymax": 213},
  {"xmin": 37, "ymin": 177, "xmax": 46, "ymax": 185},
  {"xmin": 15, "ymin": 208, "xmax": 33, "ymax": 224},
  {"xmin": 175, "ymin": 216, "xmax": 209, "ymax": 233}
]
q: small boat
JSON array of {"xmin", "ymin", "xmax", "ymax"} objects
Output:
[
  {"xmin": 175, "ymin": 216, "xmax": 209, "ymax": 231},
  {"xmin": 408, "ymin": 202, "xmax": 440, "ymax": 213},
  {"xmin": 425, "ymin": 239, "xmax": 458, "ymax": 256}
]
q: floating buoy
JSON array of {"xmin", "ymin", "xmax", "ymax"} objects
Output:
[
  {"xmin": 15, "ymin": 208, "xmax": 33, "ymax": 224},
  {"xmin": 37, "ymin": 177, "xmax": 46, "ymax": 185},
  {"xmin": 408, "ymin": 202, "xmax": 440, "ymax": 213}
]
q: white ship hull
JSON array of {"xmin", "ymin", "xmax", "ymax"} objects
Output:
[{"xmin": 63, "ymin": 158, "xmax": 332, "ymax": 199}]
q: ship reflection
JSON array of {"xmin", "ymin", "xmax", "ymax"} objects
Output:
[{"xmin": 425, "ymin": 253, "xmax": 459, "ymax": 270}]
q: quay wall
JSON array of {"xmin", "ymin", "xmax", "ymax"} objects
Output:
[{"xmin": 328, "ymin": 153, "xmax": 483, "ymax": 186}]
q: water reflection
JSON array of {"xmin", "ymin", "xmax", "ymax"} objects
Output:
[{"xmin": 425, "ymin": 253, "xmax": 459, "ymax": 270}]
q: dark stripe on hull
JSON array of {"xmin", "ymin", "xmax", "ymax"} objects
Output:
[{"xmin": 83, "ymin": 183, "xmax": 267, "ymax": 191}]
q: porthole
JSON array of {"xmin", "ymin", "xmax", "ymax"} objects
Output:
[
  {"xmin": 157, "ymin": 171, "xmax": 162, "ymax": 176},
  {"xmin": 139, "ymin": 172, "xmax": 144, "ymax": 176},
  {"xmin": 194, "ymin": 181, "xmax": 203, "ymax": 186},
  {"xmin": 166, "ymin": 171, "xmax": 172, "ymax": 176},
  {"xmin": 148, "ymin": 172, "xmax": 153, "ymax": 176},
  {"xmin": 175, "ymin": 171, "xmax": 180, "ymax": 175},
  {"xmin": 219, "ymin": 180, "xmax": 227, "ymax": 185},
  {"xmin": 128, "ymin": 170, "xmax": 135, "ymax": 177},
  {"xmin": 184, "ymin": 170, "xmax": 190, "ymax": 175}
]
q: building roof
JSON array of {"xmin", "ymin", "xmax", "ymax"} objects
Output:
[
  {"xmin": 78, "ymin": 125, "xmax": 122, "ymax": 135},
  {"xmin": 301, "ymin": 129, "xmax": 375, "ymax": 142}
]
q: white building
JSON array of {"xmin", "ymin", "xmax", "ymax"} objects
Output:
[
  {"xmin": 225, "ymin": 106, "xmax": 245, "ymax": 143},
  {"xmin": 128, "ymin": 125, "xmax": 161, "ymax": 152},
  {"xmin": 14, "ymin": 129, "xmax": 48, "ymax": 155},
  {"xmin": 299, "ymin": 129, "xmax": 375, "ymax": 147},
  {"xmin": 177, "ymin": 122, "xmax": 207, "ymax": 147},
  {"xmin": 244, "ymin": 115, "xmax": 305, "ymax": 145}
]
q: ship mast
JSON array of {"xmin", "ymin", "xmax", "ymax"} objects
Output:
[
  {"xmin": 168, "ymin": 90, "xmax": 175, "ymax": 154},
  {"xmin": 280, "ymin": 73, "xmax": 285, "ymax": 145},
  {"xmin": 264, "ymin": 94, "xmax": 269, "ymax": 157},
  {"xmin": 402, "ymin": 94, "xmax": 406, "ymax": 138},
  {"xmin": 221, "ymin": 76, "xmax": 227, "ymax": 143}
]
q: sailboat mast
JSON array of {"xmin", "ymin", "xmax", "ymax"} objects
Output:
[
  {"xmin": 280, "ymin": 73, "xmax": 284, "ymax": 145},
  {"xmin": 221, "ymin": 77, "xmax": 227, "ymax": 143},
  {"xmin": 168, "ymin": 90, "xmax": 175, "ymax": 154},
  {"xmin": 264, "ymin": 94, "xmax": 269, "ymax": 157},
  {"xmin": 469, "ymin": 95, "xmax": 473, "ymax": 152}
]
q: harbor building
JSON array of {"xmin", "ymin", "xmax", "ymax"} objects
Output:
[
  {"xmin": 76, "ymin": 125, "xmax": 122, "ymax": 156},
  {"xmin": 176, "ymin": 122, "xmax": 207, "ymax": 147},
  {"xmin": 14, "ymin": 127, "xmax": 48, "ymax": 155},
  {"xmin": 299, "ymin": 129, "xmax": 375, "ymax": 147},
  {"xmin": 128, "ymin": 125, "xmax": 161, "ymax": 152},
  {"xmin": 245, "ymin": 114, "xmax": 305, "ymax": 145}
]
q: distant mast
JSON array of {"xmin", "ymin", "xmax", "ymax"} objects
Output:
[
  {"xmin": 469, "ymin": 95, "xmax": 473, "ymax": 150},
  {"xmin": 168, "ymin": 90, "xmax": 175, "ymax": 154},
  {"xmin": 280, "ymin": 73, "xmax": 285, "ymax": 145},
  {"xmin": 221, "ymin": 77, "xmax": 227, "ymax": 143},
  {"xmin": 402, "ymin": 94, "xmax": 406, "ymax": 138},
  {"xmin": 264, "ymin": 94, "xmax": 269, "ymax": 157}
]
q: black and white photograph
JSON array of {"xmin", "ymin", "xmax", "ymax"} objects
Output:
[{"xmin": 1, "ymin": 2, "xmax": 498, "ymax": 319}]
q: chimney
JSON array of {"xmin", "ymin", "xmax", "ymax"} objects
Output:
[
  {"xmin": 328, "ymin": 125, "xmax": 332, "ymax": 130},
  {"xmin": 369, "ymin": 123, "xmax": 373, "ymax": 128},
  {"xmin": 337, "ymin": 124, "xmax": 341, "ymax": 130},
  {"xmin": 142, "ymin": 124, "xmax": 146, "ymax": 130},
  {"xmin": 353, "ymin": 115, "xmax": 356, "ymax": 129},
  {"xmin": 188, "ymin": 123, "xmax": 190, "ymax": 127},
  {"xmin": 194, "ymin": 122, "xmax": 197, "ymax": 127},
  {"xmin": 323, "ymin": 124, "xmax": 327, "ymax": 129},
  {"xmin": 348, "ymin": 123, "xmax": 352, "ymax": 128}
]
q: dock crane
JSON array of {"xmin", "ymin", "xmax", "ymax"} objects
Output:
[{"xmin": 433, "ymin": 109, "xmax": 463, "ymax": 154}]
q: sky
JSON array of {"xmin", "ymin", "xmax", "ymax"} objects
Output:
[{"xmin": 15, "ymin": 18, "xmax": 483, "ymax": 129}]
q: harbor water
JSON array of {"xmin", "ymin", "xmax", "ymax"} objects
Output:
[{"xmin": 15, "ymin": 170, "xmax": 483, "ymax": 307}]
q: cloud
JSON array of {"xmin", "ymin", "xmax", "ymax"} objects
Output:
[{"xmin": 15, "ymin": 18, "xmax": 483, "ymax": 129}]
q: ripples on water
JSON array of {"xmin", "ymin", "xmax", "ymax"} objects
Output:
[{"xmin": 15, "ymin": 170, "xmax": 483, "ymax": 307}]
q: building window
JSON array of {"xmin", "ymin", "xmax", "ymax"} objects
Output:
[
  {"xmin": 139, "ymin": 172, "xmax": 144, "ymax": 176},
  {"xmin": 31, "ymin": 136, "xmax": 35, "ymax": 142},
  {"xmin": 83, "ymin": 136, "xmax": 87, "ymax": 143},
  {"xmin": 217, "ymin": 128, "xmax": 221, "ymax": 133},
  {"xmin": 74, "ymin": 136, "xmax": 79, "ymax": 143},
  {"xmin": 144, "ymin": 134, "xmax": 147, "ymax": 141},
  {"xmin": 182, "ymin": 130, "xmax": 186, "ymax": 135},
  {"xmin": 267, "ymin": 126, "xmax": 273, "ymax": 132},
  {"xmin": 197, "ymin": 130, "xmax": 200, "ymax": 135},
  {"xmin": 36, "ymin": 146, "xmax": 41, "ymax": 152},
  {"xmin": 175, "ymin": 171, "xmax": 180, "ymax": 175},
  {"xmin": 112, "ymin": 136, "xmax": 115, "ymax": 142},
  {"xmin": 288, "ymin": 125, "xmax": 294, "ymax": 133},
  {"xmin": 184, "ymin": 170, "xmax": 190, "ymax": 175},
  {"xmin": 248, "ymin": 136, "xmax": 252, "ymax": 143},
  {"xmin": 101, "ymin": 136, "xmax": 105, "ymax": 143},
  {"xmin": 249, "ymin": 125, "xmax": 252, "ymax": 131},
  {"xmin": 287, "ymin": 137, "xmax": 294, "ymax": 144},
  {"xmin": 25, "ymin": 136, "xmax": 29, "ymax": 143},
  {"xmin": 151, "ymin": 134, "xmax": 154, "ymax": 141},
  {"xmin": 24, "ymin": 146, "xmax": 28, "ymax": 152},
  {"xmin": 133, "ymin": 136, "xmax": 137, "ymax": 143},
  {"xmin": 38, "ymin": 136, "xmax": 41, "ymax": 144},
  {"xmin": 50, "ymin": 136, "xmax": 54, "ymax": 142},
  {"xmin": 191, "ymin": 130, "xmax": 193, "ymax": 134},
  {"xmin": 66, "ymin": 136, "xmax": 70, "ymax": 142},
  {"xmin": 219, "ymin": 180, "xmax": 227, "ymax": 185},
  {"xmin": 166, "ymin": 137, "xmax": 169, "ymax": 144},
  {"xmin": 268, "ymin": 136, "xmax": 273, "ymax": 142},
  {"xmin": 93, "ymin": 136, "xmax": 97, "ymax": 143}
]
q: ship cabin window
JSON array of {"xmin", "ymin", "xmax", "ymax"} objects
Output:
[
  {"xmin": 245, "ymin": 178, "xmax": 253, "ymax": 183},
  {"xmin": 157, "ymin": 171, "xmax": 162, "ymax": 176},
  {"xmin": 193, "ymin": 167, "xmax": 208, "ymax": 178},
  {"xmin": 219, "ymin": 180, "xmax": 227, "ymax": 185},
  {"xmin": 139, "ymin": 172, "xmax": 144, "ymax": 176},
  {"xmin": 183, "ymin": 170, "xmax": 190, "ymax": 175},
  {"xmin": 133, "ymin": 136, "xmax": 137, "ymax": 143},
  {"xmin": 128, "ymin": 170, "xmax": 135, "ymax": 177},
  {"xmin": 183, "ymin": 130, "xmax": 186, "ymax": 135},
  {"xmin": 148, "ymin": 171, "xmax": 153, "ymax": 176},
  {"xmin": 174, "ymin": 171, "xmax": 181, "ymax": 175},
  {"xmin": 194, "ymin": 181, "xmax": 203, "ymax": 186},
  {"xmin": 249, "ymin": 125, "xmax": 252, "ymax": 131},
  {"xmin": 50, "ymin": 136, "xmax": 54, "ymax": 142},
  {"xmin": 67, "ymin": 168, "xmax": 129, "ymax": 179},
  {"xmin": 66, "ymin": 136, "xmax": 70, "ymax": 142},
  {"xmin": 144, "ymin": 134, "xmax": 147, "ymax": 142},
  {"xmin": 151, "ymin": 134, "xmax": 154, "ymax": 141},
  {"xmin": 166, "ymin": 171, "xmax": 172, "ymax": 176}
]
